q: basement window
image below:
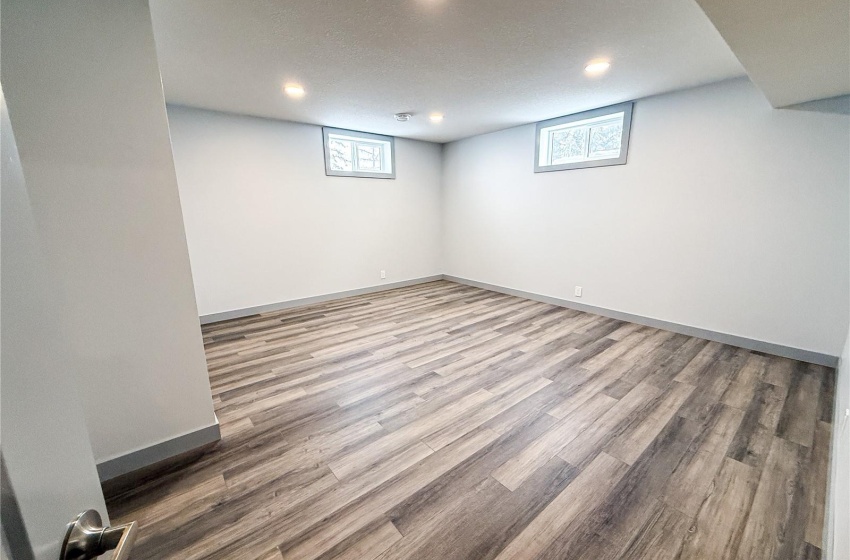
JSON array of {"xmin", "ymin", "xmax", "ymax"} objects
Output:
[
  {"xmin": 534, "ymin": 102, "xmax": 633, "ymax": 172},
  {"xmin": 323, "ymin": 127, "xmax": 395, "ymax": 179}
]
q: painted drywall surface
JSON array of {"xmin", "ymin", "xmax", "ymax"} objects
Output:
[
  {"xmin": 148, "ymin": 0, "xmax": 743, "ymax": 144},
  {"xmin": 1, "ymin": 0, "xmax": 217, "ymax": 463},
  {"xmin": 167, "ymin": 106, "xmax": 443, "ymax": 317},
  {"xmin": 827, "ymin": 175, "xmax": 850, "ymax": 559},
  {"xmin": 1, "ymin": 86, "xmax": 109, "ymax": 559},
  {"xmin": 695, "ymin": 0, "xmax": 850, "ymax": 107},
  {"xmin": 442, "ymin": 78, "xmax": 850, "ymax": 356},
  {"xmin": 828, "ymin": 330, "xmax": 850, "ymax": 558}
]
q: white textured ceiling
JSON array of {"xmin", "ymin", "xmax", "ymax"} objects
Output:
[
  {"xmin": 149, "ymin": 0, "xmax": 744, "ymax": 143},
  {"xmin": 695, "ymin": 0, "xmax": 850, "ymax": 108}
]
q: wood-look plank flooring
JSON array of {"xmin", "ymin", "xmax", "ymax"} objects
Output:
[{"xmin": 106, "ymin": 280, "xmax": 835, "ymax": 560}]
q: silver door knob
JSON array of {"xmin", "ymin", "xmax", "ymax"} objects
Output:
[{"xmin": 61, "ymin": 509, "xmax": 137, "ymax": 560}]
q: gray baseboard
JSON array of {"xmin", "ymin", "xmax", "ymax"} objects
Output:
[
  {"xmin": 443, "ymin": 275, "xmax": 839, "ymax": 368},
  {"xmin": 200, "ymin": 275, "xmax": 444, "ymax": 324},
  {"xmin": 197, "ymin": 272, "xmax": 839, "ymax": 367},
  {"xmin": 96, "ymin": 419, "xmax": 221, "ymax": 482}
]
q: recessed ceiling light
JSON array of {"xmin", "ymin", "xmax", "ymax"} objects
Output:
[
  {"xmin": 584, "ymin": 60, "xmax": 611, "ymax": 75},
  {"xmin": 283, "ymin": 83, "xmax": 305, "ymax": 97},
  {"xmin": 429, "ymin": 113, "xmax": 444, "ymax": 123}
]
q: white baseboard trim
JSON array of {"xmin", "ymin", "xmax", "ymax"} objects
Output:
[
  {"xmin": 96, "ymin": 419, "xmax": 221, "ymax": 482},
  {"xmin": 444, "ymin": 275, "xmax": 839, "ymax": 368},
  {"xmin": 199, "ymin": 275, "xmax": 445, "ymax": 325}
]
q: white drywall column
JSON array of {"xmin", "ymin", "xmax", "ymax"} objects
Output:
[{"xmin": 1, "ymin": 0, "xmax": 217, "ymax": 465}]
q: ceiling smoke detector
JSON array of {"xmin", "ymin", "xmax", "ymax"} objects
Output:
[{"xmin": 394, "ymin": 113, "xmax": 412, "ymax": 122}]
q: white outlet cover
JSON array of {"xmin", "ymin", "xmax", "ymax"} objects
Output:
[{"xmin": 574, "ymin": 286, "xmax": 582, "ymax": 297}]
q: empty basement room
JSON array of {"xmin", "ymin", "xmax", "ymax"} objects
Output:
[{"xmin": 2, "ymin": 1, "xmax": 850, "ymax": 560}]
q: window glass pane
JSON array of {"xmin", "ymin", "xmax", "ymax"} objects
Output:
[
  {"xmin": 588, "ymin": 121, "xmax": 623, "ymax": 159},
  {"xmin": 535, "ymin": 104, "xmax": 632, "ymax": 172},
  {"xmin": 550, "ymin": 127, "xmax": 588, "ymax": 164},
  {"xmin": 328, "ymin": 138, "xmax": 353, "ymax": 171},
  {"xmin": 356, "ymin": 142, "xmax": 383, "ymax": 171},
  {"xmin": 324, "ymin": 128, "xmax": 395, "ymax": 178}
]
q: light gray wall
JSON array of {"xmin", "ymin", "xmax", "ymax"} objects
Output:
[
  {"xmin": 1, "ymin": 0, "xmax": 217, "ymax": 464},
  {"xmin": 829, "ymin": 330, "xmax": 850, "ymax": 557},
  {"xmin": 442, "ymin": 78, "xmax": 850, "ymax": 356},
  {"xmin": 166, "ymin": 105, "xmax": 443, "ymax": 317},
  {"xmin": 1, "ymin": 86, "xmax": 108, "ymax": 559},
  {"xmin": 827, "ymin": 177, "xmax": 850, "ymax": 558}
]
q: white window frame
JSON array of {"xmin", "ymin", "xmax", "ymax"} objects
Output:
[
  {"xmin": 323, "ymin": 127, "xmax": 396, "ymax": 179},
  {"xmin": 534, "ymin": 102, "xmax": 634, "ymax": 173}
]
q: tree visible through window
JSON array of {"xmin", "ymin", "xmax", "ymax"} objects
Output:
[
  {"xmin": 551, "ymin": 128, "xmax": 589, "ymax": 163},
  {"xmin": 356, "ymin": 143, "xmax": 383, "ymax": 171},
  {"xmin": 328, "ymin": 138, "xmax": 354, "ymax": 172}
]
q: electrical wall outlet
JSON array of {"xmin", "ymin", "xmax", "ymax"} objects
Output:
[
  {"xmin": 380, "ymin": 270, "xmax": 386, "ymax": 279},
  {"xmin": 574, "ymin": 286, "xmax": 582, "ymax": 297}
]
